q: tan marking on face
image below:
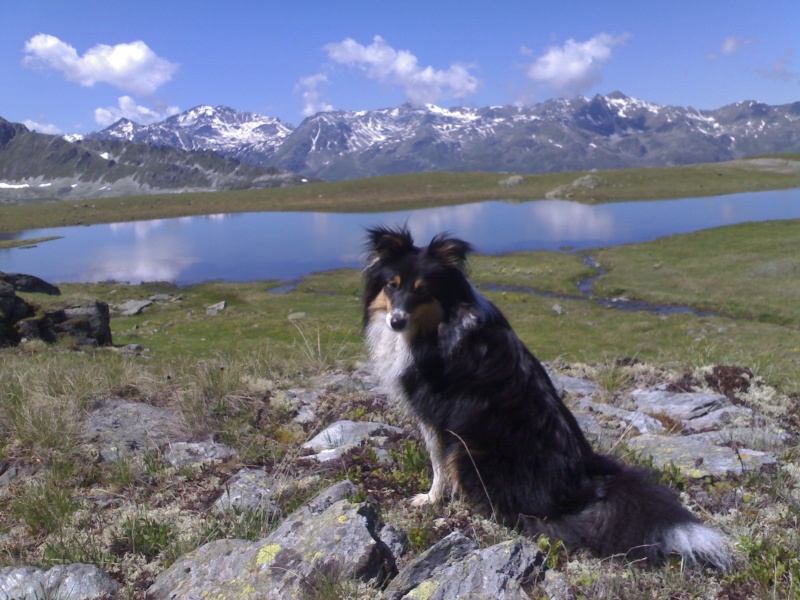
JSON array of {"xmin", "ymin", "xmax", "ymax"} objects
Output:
[
  {"xmin": 411, "ymin": 300, "xmax": 444, "ymax": 335},
  {"xmin": 413, "ymin": 278, "xmax": 425, "ymax": 291},
  {"xmin": 368, "ymin": 289, "xmax": 392, "ymax": 317},
  {"xmin": 392, "ymin": 275, "xmax": 401, "ymax": 287}
]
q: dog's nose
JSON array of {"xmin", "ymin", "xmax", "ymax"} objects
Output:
[{"xmin": 388, "ymin": 312, "xmax": 409, "ymax": 331}]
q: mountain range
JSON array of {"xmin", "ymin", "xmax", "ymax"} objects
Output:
[
  {"xmin": 88, "ymin": 92, "xmax": 800, "ymax": 181},
  {"xmin": 3, "ymin": 92, "xmax": 800, "ymax": 203}
]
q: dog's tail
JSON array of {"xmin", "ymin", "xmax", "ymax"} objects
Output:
[{"xmin": 530, "ymin": 465, "xmax": 732, "ymax": 569}]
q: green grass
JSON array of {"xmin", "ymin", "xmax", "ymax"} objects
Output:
[
  {"xmin": 1, "ymin": 156, "xmax": 799, "ymax": 233},
  {"xmin": 0, "ymin": 235, "xmax": 62, "ymax": 249},
  {"xmin": 591, "ymin": 220, "xmax": 800, "ymax": 326}
]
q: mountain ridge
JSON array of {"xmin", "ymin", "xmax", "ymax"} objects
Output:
[
  {"xmin": 0, "ymin": 117, "xmax": 312, "ymax": 203},
  {"xmin": 85, "ymin": 93, "xmax": 800, "ymax": 181}
]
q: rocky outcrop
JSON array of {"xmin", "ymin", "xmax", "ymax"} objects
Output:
[
  {"xmin": 148, "ymin": 480, "xmax": 396, "ymax": 599},
  {"xmin": 1, "ymin": 361, "xmax": 791, "ymax": 598},
  {"xmin": 0, "ymin": 272, "xmax": 60, "ymax": 295},
  {"xmin": 0, "ymin": 274, "xmax": 111, "ymax": 347},
  {"xmin": 384, "ymin": 531, "xmax": 545, "ymax": 600}
]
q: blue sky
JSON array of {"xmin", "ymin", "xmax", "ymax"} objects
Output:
[{"xmin": 2, "ymin": 0, "xmax": 799, "ymax": 135}]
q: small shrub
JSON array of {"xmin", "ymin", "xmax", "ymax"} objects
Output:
[
  {"xmin": 11, "ymin": 479, "xmax": 79, "ymax": 536},
  {"xmin": 111, "ymin": 513, "xmax": 176, "ymax": 560},
  {"xmin": 202, "ymin": 507, "xmax": 279, "ymax": 543},
  {"xmin": 389, "ymin": 439, "xmax": 431, "ymax": 495}
]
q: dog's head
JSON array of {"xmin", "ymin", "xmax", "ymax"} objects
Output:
[{"xmin": 363, "ymin": 225, "xmax": 474, "ymax": 334}]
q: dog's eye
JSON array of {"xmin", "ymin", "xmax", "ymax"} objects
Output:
[{"xmin": 385, "ymin": 278, "xmax": 399, "ymax": 290}]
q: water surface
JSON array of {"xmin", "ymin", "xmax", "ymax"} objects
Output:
[{"xmin": 1, "ymin": 189, "xmax": 798, "ymax": 285}]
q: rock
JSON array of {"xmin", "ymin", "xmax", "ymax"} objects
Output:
[
  {"xmin": 384, "ymin": 531, "xmax": 544, "ymax": 600},
  {"xmin": 213, "ymin": 468, "xmax": 282, "ymax": 518},
  {"xmin": 542, "ymin": 569, "xmax": 576, "ymax": 600},
  {"xmin": 83, "ymin": 399, "xmax": 188, "ymax": 462},
  {"xmin": 558, "ymin": 375, "xmax": 602, "ymax": 398},
  {"xmin": 0, "ymin": 463, "xmax": 21, "ymax": 488},
  {"xmin": 54, "ymin": 301, "xmax": 113, "ymax": 346},
  {"xmin": 302, "ymin": 420, "xmax": 404, "ymax": 462},
  {"xmin": 575, "ymin": 397, "xmax": 666, "ymax": 435},
  {"xmin": 15, "ymin": 318, "xmax": 41, "ymax": 341},
  {"xmin": 352, "ymin": 362, "xmax": 386, "ymax": 393},
  {"xmin": 115, "ymin": 299, "xmax": 152, "ymax": 317},
  {"xmin": 0, "ymin": 563, "xmax": 119, "ymax": 599},
  {"xmin": 630, "ymin": 389, "xmax": 727, "ymax": 422},
  {"xmin": 275, "ymin": 388, "xmax": 322, "ymax": 424},
  {"xmin": 679, "ymin": 405, "xmax": 754, "ymax": 433},
  {"xmin": 313, "ymin": 371, "xmax": 355, "ymax": 391},
  {"xmin": 498, "ymin": 175, "xmax": 524, "ymax": 187},
  {"xmin": 148, "ymin": 482, "xmax": 394, "ymax": 599},
  {"xmin": 685, "ymin": 426, "xmax": 792, "ymax": 448},
  {"xmin": 302, "ymin": 479, "xmax": 358, "ymax": 514},
  {"xmin": 165, "ymin": 441, "xmax": 236, "ymax": 468},
  {"xmin": 378, "ymin": 523, "xmax": 409, "ymax": 562},
  {"xmin": 206, "ymin": 300, "xmax": 226, "ymax": 316},
  {"xmin": 627, "ymin": 434, "xmax": 777, "ymax": 478},
  {"xmin": 0, "ymin": 272, "xmax": 61, "ymax": 295},
  {"xmin": 2, "ymin": 285, "xmax": 111, "ymax": 347},
  {"xmin": 0, "ymin": 282, "xmax": 34, "ymax": 346}
]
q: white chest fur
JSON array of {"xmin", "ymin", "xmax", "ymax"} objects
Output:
[{"xmin": 365, "ymin": 313, "xmax": 414, "ymax": 402}]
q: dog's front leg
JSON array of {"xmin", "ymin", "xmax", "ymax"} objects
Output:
[{"xmin": 411, "ymin": 423, "xmax": 449, "ymax": 506}]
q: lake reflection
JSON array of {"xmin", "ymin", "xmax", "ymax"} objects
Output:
[{"xmin": 1, "ymin": 189, "xmax": 799, "ymax": 285}]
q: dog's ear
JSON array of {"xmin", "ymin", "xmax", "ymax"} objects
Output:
[
  {"xmin": 365, "ymin": 226, "xmax": 416, "ymax": 263},
  {"xmin": 426, "ymin": 234, "xmax": 474, "ymax": 269}
]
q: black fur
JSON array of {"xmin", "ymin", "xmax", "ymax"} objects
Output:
[{"xmin": 363, "ymin": 225, "xmax": 730, "ymax": 568}]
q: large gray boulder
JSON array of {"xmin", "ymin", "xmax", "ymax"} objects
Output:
[
  {"xmin": 384, "ymin": 531, "xmax": 544, "ymax": 600},
  {"xmin": 0, "ymin": 272, "xmax": 61, "ymax": 295},
  {"xmin": 627, "ymin": 433, "xmax": 777, "ymax": 478},
  {"xmin": 44, "ymin": 301, "xmax": 113, "ymax": 346},
  {"xmin": 0, "ymin": 563, "xmax": 119, "ymax": 599},
  {"xmin": 148, "ymin": 480, "xmax": 395, "ymax": 599},
  {"xmin": 83, "ymin": 399, "xmax": 189, "ymax": 462}
]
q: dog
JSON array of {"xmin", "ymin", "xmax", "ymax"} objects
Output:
[{"xmin": 362, "ymin": 224, "xmax": 731, "ymax": 568}]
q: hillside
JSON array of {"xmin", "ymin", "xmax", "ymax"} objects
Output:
[{"xmin": 0, "ymin": 118, "xmax": 312, "ymax": 204}]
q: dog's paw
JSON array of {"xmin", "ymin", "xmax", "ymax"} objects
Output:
[{"xmin": 410, "ymin": 492, "xmax": 436, "ymax": 507}]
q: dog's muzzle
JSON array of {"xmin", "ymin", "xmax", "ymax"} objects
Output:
[{"xmin": 386, "ymin": 309, "xmax": 410, "ymax": 332}]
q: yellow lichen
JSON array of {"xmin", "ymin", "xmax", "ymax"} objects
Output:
[
  {"xmin": 409, "ymin": 580, "xmax": 440, "ymax": 600},
  {"xmin": 256, "ymin": 543, "xmax": 282, "ymax": 565}
]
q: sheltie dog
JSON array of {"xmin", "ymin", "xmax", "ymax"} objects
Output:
[{"xmin": 362, "ymin": 225, "xmax": 730, "ymax": 568}]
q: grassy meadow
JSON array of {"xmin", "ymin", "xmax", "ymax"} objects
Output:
[{"xmin": 1, "ymin": 162, "xmax": 800, "ymax": 597}]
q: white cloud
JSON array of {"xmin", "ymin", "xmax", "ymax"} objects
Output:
[
  {"xmin": 525, "ymin": 33, "xmax": 629, "ymax": 96},
  {"xmin": 721, "ymin": 36, "xmax": 755, "ymax": 56},
  {"xmin": 295, "ymin": 73, "xmax": 334, "ymax": 116},
  {"xmin": 759, "ymin": 49, "xmax": 800, "ymax": 84},
  {"xmin": 322, "ymin": 35, "xmax": 479, "ymax": 105},
  {"xmin": 94, "ymin": 96, "xmax": 180, "ymax": 127},
  {"xmin": 23, "ymin": 34, "xmax": 178, "ymax": 96},
  {"xmin": 22, "ymin": 119, "xmax": 62, "ymax": 135}
]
